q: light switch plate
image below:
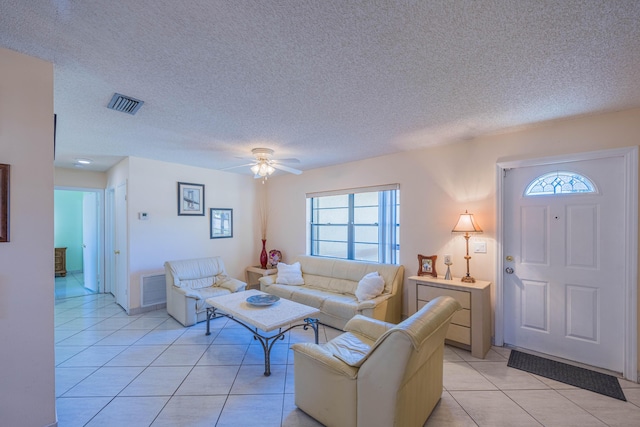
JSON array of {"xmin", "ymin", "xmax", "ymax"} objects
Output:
[{"xmin": 474, "ymin": 241, "xmax": 487, "ymax": 253}]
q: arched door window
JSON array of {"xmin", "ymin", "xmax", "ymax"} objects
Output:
[{"xmin": 524, "ymin": 171, "xmax": 596, "ymax": 196}]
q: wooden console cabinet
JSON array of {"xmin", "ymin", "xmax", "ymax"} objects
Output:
[
  {"xmin": 55, "ymin": 247, "xmax": 67, "ymax": 277},
  {"xmin": 409, "ymin": 275, "xmax": 492, "ymax": 359}
]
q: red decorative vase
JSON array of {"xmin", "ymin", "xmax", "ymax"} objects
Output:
[{"xmin": 260, "ymin": 239, "xmax": 268, "ymax": 269}]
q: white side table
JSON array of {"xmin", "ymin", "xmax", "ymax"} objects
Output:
[
  {"xmin": 409, "ymin": 275, "xmax": 492, "ymax": 359},
  {"xmin": 245, "ymin": 266, "xmax": 277, "ymax": 290}
]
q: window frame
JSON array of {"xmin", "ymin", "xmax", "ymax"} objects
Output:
[{"xmin": 307, "ymin": 184, "xmax": 399, "ymax": 264}]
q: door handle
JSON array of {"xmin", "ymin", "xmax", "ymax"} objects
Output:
[
  {"xmin": 505, "ymin": 267, "xmax": 514, "ymax": 274},
  {"xmin": 114, "ymin": 250, "xmax": 120, "ymax": 255}
]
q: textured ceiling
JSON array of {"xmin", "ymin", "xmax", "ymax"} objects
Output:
[{"xmin": 1, "ymin": 1, "xmax": 640, "ymax": 174}]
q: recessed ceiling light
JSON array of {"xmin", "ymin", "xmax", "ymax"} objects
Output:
[{"xmin": 75, "ymin": 158, "xmax": 93, "ymax": 165}]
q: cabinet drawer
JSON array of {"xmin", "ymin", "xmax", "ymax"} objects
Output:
[
  {"xmin": 417, "ymin": 285, "xmax": 470, "ymax": 309},
  {"xmin": 447, "ymin": 323, "xmax": 471, "ymax": 345},
  {"xmin": 417, "ymin": 300, "xmax": 470, "ymax": 327}
]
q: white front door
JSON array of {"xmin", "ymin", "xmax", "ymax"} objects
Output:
[{"xmin": 503, "ymin": 155, "xmax": 626, "ymax": 373}]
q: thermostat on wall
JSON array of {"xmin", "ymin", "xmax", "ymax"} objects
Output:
[{"xmin": 138, "ymin": 212, "xmax": 149, "ymax": 220}]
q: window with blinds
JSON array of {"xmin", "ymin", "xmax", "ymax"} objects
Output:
[{"xmin": 306, "ymin": 184, "xmax": 399, "ymax": 264}]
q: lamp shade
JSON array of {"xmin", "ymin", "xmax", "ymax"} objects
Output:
[{"xmin": 452, "ymin": 211, "xmax": 483, "ymax": 233}]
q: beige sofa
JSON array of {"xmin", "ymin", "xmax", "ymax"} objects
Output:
[
  {"xmin": 164, "ymin": 257, "xmax": 246, "ymax": 327},
  {"xmin": 292, "ymin": 296, "xmax": 462, "ymax": 427},
  {"xmin": 259, "ymin": 255, "xmax": 404, "ymax": 329}
]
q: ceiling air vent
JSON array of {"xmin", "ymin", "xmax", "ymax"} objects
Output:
[{"xmin": 107, "ymin": 93, "xmax": 144, "ymax": 115}]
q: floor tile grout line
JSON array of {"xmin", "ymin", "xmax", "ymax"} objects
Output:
[{"xmin": 444, "ymin": 390, "xmax": 480, "ymax": 427}]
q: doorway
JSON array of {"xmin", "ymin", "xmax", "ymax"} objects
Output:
[
  {"xmin": 496, "ymin": 147, "xmax": 637, "ymax": 381},
  {"xmin": 54, "ymin": 188, "xmax": 104, "ymax": 299},
  {"xmin": 106, "ymin": 182, "xmax": 129, "ymax": 312}
]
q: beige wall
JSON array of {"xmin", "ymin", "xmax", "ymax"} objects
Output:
[
  {"xmin": 109, "ymin": 156, "xmax": 259, "ymax": 311},
  {"xmin": 0, "ymin": 48, "xmax": 56, "ymax": 426},
  {"xmin": 55, "ymin": 167, "xmax": 107, "ymax": 189},
  {"xmin": 265, "ymin": 108, "xmax": 640, "ymax": 372},
  {"xmin": 268, "ymin": 108, "xmax": 640, "ymax": 309}
]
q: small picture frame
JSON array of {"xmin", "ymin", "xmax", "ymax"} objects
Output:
[
  {"xmin": 178, "ymin": 182, "xmax": 205, "ymax": 216},
  {"xmin": 210, "ymin": 208, "xmax": 233, "ymax": 239},
  {"xmin": 418, "ymin": 254, "xmax": 437, "ymax": 277},
  {"xmin": 1, "ymin": 164, "xmax": 9, "ymax": 243}
]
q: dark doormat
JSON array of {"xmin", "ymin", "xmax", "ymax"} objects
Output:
[{"xmin": 507, "ymin": 350, "xmax": 626, "ymax": 401}]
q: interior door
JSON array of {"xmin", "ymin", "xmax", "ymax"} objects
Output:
[
  {"xmin": 105, "ymin": 188, "xmax": 114, "ymax": 295},
  {"xmin": 82, "ymin": 192, "xmax": 99, "ymax": 292},
  {"xmin": 115, "ymin": 182, "xmax": 128, "ymax": 311},
  {"xmin": 503, "ymin": 156, "xmax": 625, "ymax": 373}
]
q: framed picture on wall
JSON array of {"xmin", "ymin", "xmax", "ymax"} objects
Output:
[
  {"xmin": 177, "ymin": 182, "xmax": 205, "ymax": 216},
  {"xmin": 210, "ymin": 208, "xmax": 233, "ymax": 239},
  {"xmin": 417, "ymin": 254, "xmax": 437, "ymax": 277},
  {"xmin": 1, "ymin": 163, "xmax": 9, "ymax": 242}
]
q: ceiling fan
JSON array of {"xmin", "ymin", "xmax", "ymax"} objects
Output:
[{"xmin": 223, "ymin": 148, "xmax": 302, "ymax": 180}]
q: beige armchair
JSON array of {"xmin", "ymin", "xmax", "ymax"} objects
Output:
[
  {"xmin": 291, "ymin": 296, "xmax": 462, "ymax": 427},
  {"xmin": 164, "ymin": 257, "xmax": 246, "ymax": 327}
]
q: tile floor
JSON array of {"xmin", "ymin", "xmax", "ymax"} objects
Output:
[
  {"xmin": 55, "ymin": 293, "xmax": 640, "ymax": 426},
  {"xmin": 55, "ymin": 272, "xmax": 95, "ymax": 299}
]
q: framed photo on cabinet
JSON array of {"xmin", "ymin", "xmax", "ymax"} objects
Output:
[{"xmin": 417, "ymin": 254, "xmax": 437, "ymax": 277}]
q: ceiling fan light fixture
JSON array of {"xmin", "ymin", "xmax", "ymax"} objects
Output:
[{"xmin": 251, "ymin": 160, "xmax": 276, "ymax": 177}]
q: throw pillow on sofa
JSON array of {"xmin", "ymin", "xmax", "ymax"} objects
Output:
[
  {"xmin": 276, "ymin": 261, "xmax": 305, "ymax": 285},
  {"xmin": 355, "ymin": 271, "xmax": 385, "ymax": 301}
]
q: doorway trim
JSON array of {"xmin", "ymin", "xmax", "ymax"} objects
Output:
[
  {"xmin": 496, "ymin": 147, "xmax": 638, "ymax": 381},
  {"xmin": 54, "ymin": 186, "xmax": 105, "ymax": 294}
]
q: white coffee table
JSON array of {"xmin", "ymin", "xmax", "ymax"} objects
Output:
[{"xmin": 205, "ymin": 289, "xmax": 320, "ymax": 376}]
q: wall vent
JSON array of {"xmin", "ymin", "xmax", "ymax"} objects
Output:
[
  {"xmin": 140, "ymin": 272, "xmax": 166, "ymax": 307},
  {"xmin": 108, "ymin": 93, "xmax": 144, "ymax": 115}
]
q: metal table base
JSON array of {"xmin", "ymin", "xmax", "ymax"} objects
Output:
[{"xmin": 206, "ymin": 307, "xmax": 319, "ymax": 376}]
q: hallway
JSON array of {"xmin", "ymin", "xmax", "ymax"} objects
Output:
[{"xmin": 55, "ymin": 271, "xmax": 95, "ymax": 300}]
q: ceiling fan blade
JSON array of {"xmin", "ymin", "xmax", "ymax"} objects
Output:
[
  {"xmin": 220, "ymin": 162, "xmax": 255, "ymax": 171},
  {"xmin": 274, "ymin": 158, "xmax": 301, "ymax": 164},
  {"xmin": 272, "ymin": 163, "xmax": 302, "ymax": 175}
]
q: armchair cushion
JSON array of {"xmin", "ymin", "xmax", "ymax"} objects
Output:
[
  {"xmin": 292, "ymin": 342, "xmax": 359, "ymax": 378},
  {"xmin": 325, "ymin": 332, "xmax": 375, "ymax": 367}
]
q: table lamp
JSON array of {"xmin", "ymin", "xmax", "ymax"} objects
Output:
[{"xmin": 452, "ymin": 210, "xmax": 483, "ymax": 283}]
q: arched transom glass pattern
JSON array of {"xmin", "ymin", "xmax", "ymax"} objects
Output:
[{"xmin": 524, "ymin": 171, "xmax": 596, "ymax": 196}]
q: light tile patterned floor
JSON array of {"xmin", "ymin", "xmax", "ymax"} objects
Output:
[
  {"xmin": 55, "ymin": 294, "xmax": 640, "ymax": 426},
  {"xmin": 55, "ymin": 272, "xmax": 95, "ymax": 299}
]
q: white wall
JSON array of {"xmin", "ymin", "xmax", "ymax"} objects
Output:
[
  {"xmin": 0, "ymin": 48, "xmax": 56, "ymax": 427},
  {"xmin": 265, "ymin": 108, "xmax": 640, "ymax": 325},
  {"xmin": 115, "ymin": 157, "xmax": 259, "ymax": 310}
]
